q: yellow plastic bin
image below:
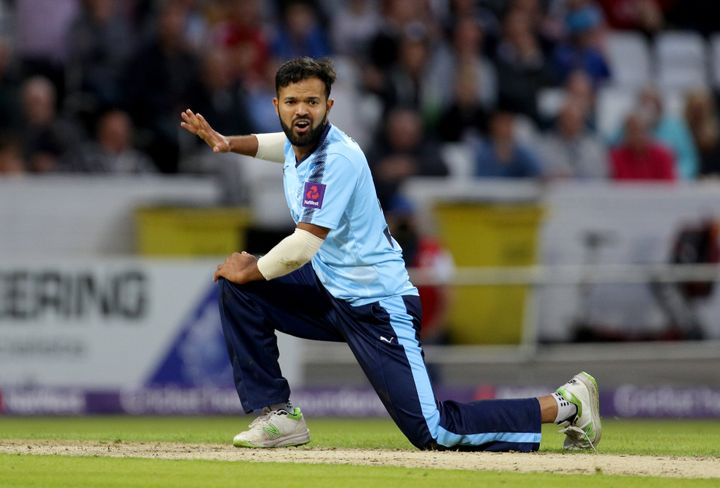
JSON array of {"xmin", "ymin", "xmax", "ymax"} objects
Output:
[
  {"xmin": 135, "ymin": 206, "xmax": 252, "ymax": 257},
  {"xmin": 433, "ymin": 202, "xmax": 544, "ymax": 344}
]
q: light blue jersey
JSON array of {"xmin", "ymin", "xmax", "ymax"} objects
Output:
[{"xmin": 281, "ymin": 124, "xmax": 418, "ymax": 305}]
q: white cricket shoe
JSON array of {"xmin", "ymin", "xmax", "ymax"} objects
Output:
[
  {"xmin": 555, "ymin": 371, "xmax": 602, "ymax": 451},
  {"xmin": 233, "ymin": 407, "xmax": 310, "ymax": 448}
]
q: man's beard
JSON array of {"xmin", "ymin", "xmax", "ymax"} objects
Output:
[{"xmin": 280, "ymin": 113, "xmax": 328, "ymax": 148}]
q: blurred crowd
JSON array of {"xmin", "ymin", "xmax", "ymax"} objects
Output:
[{"xmin": 2, "ymin": 0, "xmax": 720, "ymax": 205}]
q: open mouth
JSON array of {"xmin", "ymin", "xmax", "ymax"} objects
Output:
[{"xmin": 294, "ymin": 119, "xmax": 311, "ymax": 134}]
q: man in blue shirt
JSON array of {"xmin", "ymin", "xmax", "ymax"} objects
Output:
[
  {"xmin": 180, "ymin": 57, "xmax": 600, "ymax": 451},
  {"xmin": 475, "ymin": 110, "xmax": 542, "ymax": 178}
]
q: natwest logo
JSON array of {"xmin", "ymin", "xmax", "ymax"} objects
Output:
[{"xmin": 302, "ymin": 181, "xmax": 326, "ymax": 209}]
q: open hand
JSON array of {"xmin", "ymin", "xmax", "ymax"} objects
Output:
[
  {"xmin": 214, "ymin": 251, "xmax": 264, "ymax": 284},
  {"xmin": 180, "ymin": 109, "xmax": 231, "ymax": 153}
]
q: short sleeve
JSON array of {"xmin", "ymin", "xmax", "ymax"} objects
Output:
[{"xmin": 299, "ymin": 153, "xmax": 359, "ymax": 230}]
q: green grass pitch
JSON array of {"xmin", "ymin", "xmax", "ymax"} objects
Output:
[{"xmin": 0, "ymin": 416, "xmax": 718, "ymax": 487}]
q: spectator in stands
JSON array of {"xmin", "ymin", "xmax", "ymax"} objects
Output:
[
  {"xmin": 13, "ymin": 0, "xmax": 78, "ymax": 90},
  {"xmin": 181, "ymin": 47, "xmax": 257, "ymax": 181},
  {"xmin": 610, "ymin": 112, "xmax": 676, "ymax": 181},
  {"xmin": 474, "ymin": 109, "xmax": 542, "ymax": 178},
  {"xmin": 271, "ymin": 1, "xmax": 331, "ymax": 61},
  {"xmin": 209, "ymin": 0, "xmax": 271, "ymax": 87},
  {"xmin": 378, "ymin": 27, "xmax": 446, "ymax": 126},
  {"xmin": 508, "ymin": 0, "xmax": 560, "ymax": 51},
  {"xmin": 635, "ymin": 85, "xmax": 698, "ymax": 180},
  {"xmin": 330, "ymin": 0, "xmax": 380, "ymax": 57},
  {"xmin": 435, "ymin": 17, "xmax": 497, "ymax": 110},
  {"xmin": 123, "ymin": 0, "xmax": 201, "ymax": 173},
  {"xmin": 368, "ymin": 106, "xmax": 448, "ymax": 208},
  {"xmin": 436, "ymin": 65, "xmax": 489, "ymax": 143},
  {"xmin": 684, "ymin": 87, "xmax": 720, "ymax": 178},
  {"xmin": 174, "ymin": 0, "xmax": 208, "ymax": 51},
  {"xmin": 189, "ymin": 48, "xmax": 254, "ymax": 137},
  {"xmin": 245, "ymin": 59, "xmax": 283, "ymax": 134},
  {"xmin": 71, "ymin": 109, "xmax": 154, "ymax": 174},
  {"xmin": 534, "ymin": 0, "xmax": 573, "ymax": 47},
  {"xmin": 364, "ymin": 0, "xmax": 433, "ymax": 97},
  {"xmin": 443, "ymin": 0, "xmax": 503, "ymax": 44},
  {"xmin": 0, "ymin": 35, "xmax": 21, "ymax": 135},
  {"xmin": 551, "ymin": 1, "xmax": 611, "ymax": 87},
  {"xmin": 495, "ymin": 7, "xmax": 554, "ymax": 125},
  {"xmin": 0, "ymin": 136, "xmax": 25, "ymax": 175},
  {"xmin": 564, "ymin": 69, "xmax": 597, "ymax": 127},
  {"xmin": 19, "ymin": 76, "xmax": 82, "ymax": 173},
  {"xmin": 65, "ymin": 0, "xmax": 135, "ymax": 127},
  {"xmin": 539, "ymin": 102, "xmax": 607, "ymax": 179}
]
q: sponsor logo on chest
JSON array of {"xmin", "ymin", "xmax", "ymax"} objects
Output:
[{"xmin": 302, "ymin": 181, "xmax": 326, "ymax": 209}]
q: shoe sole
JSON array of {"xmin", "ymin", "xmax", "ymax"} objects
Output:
[
  {"xmin": 233, "ymin": 430, "xmax": 311, "ymax": 448},
  {"xmin": 576, "ymin": 371, "xmax": 602, "ymax": 446}
]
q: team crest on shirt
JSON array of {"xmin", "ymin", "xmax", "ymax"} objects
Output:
[{"xmin": 302, "ymin": 181, "xmax": 326, "ymax": 209}]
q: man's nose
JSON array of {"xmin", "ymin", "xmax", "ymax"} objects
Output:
[{"xmin": 295, "ymin": 103, "xmax": 309, "ymax": 116}]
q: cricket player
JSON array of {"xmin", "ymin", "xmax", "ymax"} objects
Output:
[{"xmin": 180, "ymin": 57, "xmax": 601, "ymax": 451}]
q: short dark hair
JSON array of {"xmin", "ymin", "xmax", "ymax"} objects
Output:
[{"xmin": 275, "ymin": 57, "xmax": 336, "ymax": 99}]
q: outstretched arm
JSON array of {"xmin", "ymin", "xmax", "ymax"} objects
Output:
[{"xmin": 180, "ymin": 109, "xmax": 286, "ymax": 162}]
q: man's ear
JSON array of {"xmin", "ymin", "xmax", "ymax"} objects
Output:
[
  {"xmin": 272, "ymin": 97, "xmax": 279, "ymax": 116},
  {"xmin": 326, "ymin": 98, "xmax": 334, "ymax": 113}
]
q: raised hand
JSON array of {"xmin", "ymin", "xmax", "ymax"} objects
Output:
[{"xmin": 180, "ymin": 109, "xmax": 231, "ymax": 153}]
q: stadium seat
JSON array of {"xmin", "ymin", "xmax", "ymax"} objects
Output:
[
  {"xmin": 513, "ymin": 114, "xmax": 540, "ymax": 146},
  {"xmin": 605, "ymin": 31, "xmax": 652, "ymax": 88},
  {"xmin": 596, "ymin": 85, "xmax": 636, "ymax": 140},
  {"xmin": 440, "ymin": 143, "xmax": 475, "ymax": 180},
  {"xmin": 655, "ymin": 31, "xmax": 708, "ymax": 91},
  {"xmin": 660, "ymin": 89, "xmax": 685, "ymax": 118},
  {"xmin": 538, "ymin": 88, "xmax": 567, "ymax": 120}
]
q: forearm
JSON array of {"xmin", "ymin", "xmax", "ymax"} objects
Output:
[
  {"xmin": 227, "ymin": 132, "xmax": 286, "ymax": 163},
  {"xmin": 257, "ymin": 228, "xmax": 324, "ymax": 280},
  {"xmin": 225, "ymin": 135, "xmax": 259, "ymax": 157}
]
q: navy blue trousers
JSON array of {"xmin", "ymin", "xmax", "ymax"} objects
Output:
[{"xmin": 218, "ymin": 264, "xmax": 541, "ymax": 451}]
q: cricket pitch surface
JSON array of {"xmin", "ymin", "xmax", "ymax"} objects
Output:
[{"xmin": 1, "ymin": 440, "xmax": 718, "ymax": 479}]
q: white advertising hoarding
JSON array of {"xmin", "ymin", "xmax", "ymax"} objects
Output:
[{"xmin": 0, "ymin": 259, "xmax": 303, "ymax": 389}]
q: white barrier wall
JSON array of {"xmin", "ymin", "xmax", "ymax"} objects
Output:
[
  {"xmin": 0, "ymin": 176, "xmax": 220, "ymax": 256},
  {"xmin": 538, "ymin": 182, "xmax": 720, "ymax": 341},
  {"xmin": 0, "ymin": 259, "xmax": 304, "ymax": 389}
]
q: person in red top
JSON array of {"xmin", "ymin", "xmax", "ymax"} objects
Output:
[
  {"xmin": 385, "ymin": 196, "xmax": 454, "ymax": 344},
  {"xmin": 598, "ymin": 0, "xmax": 665, "ymax": 35},
  {"xmin": 414, "ymin": 236, "xmax": 455, "ymax": 343},
  {"xmin": 209, "ymin": 0, "xmax": 270, "ymax": 86},
  {"xmin": 610, "ymin": 112, "xmax": 676, "ymax": 181}
]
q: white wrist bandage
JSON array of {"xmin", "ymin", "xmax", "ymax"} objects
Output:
[
  {"xmin": 257, "ymin": 228, "xmax": 324, "ymax": 280},
  {"xmin": 254, "ymin": 132, "xmax": 287, "ymax": 163}
]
